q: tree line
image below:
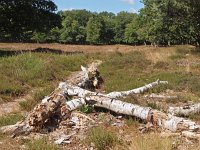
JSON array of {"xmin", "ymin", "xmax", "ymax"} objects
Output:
[{"xmin": 0, "ymin": 0, "xmax": 200, "ymax": 46}]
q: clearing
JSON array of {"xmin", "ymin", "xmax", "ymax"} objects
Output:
[{"xmin": 0, "ymin": 44, "xmax": 200, "ymax": 150}]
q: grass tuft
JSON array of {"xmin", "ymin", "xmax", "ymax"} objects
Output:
[
  {"xmin": 26, "ymin": 138, "xmax": 58, "ymax": 150},
  {"xmin": 85, "ymin": 126, "xmax": 119, "ymax": 150},
  {"xmin": 0, "ymin": 113, "xmax": 24, "ymax": 127}
]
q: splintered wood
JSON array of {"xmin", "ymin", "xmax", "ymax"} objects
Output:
[{"xmin": 1, "ymin": 61, "xmax": 200, "ymax": 139}]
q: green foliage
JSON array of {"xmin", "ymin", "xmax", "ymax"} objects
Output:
[
  {"xmin": 86, "ymin": 16, "xmax": 104, "ymax": 44},
  {"xmin": 125, "ymin": 17, "xmax": 139, "ymax": 44},
  {"xmin": 0, "ymin": 113, "xmax": 23, "ymax": 127},
  {"xmin": 114, "ymin": 12, "xmax": 136, "ymax": 43},
  {"xmin": 26, "ymin": 138, "xmax": 58, "ymax": 150},
  {"xmin": 1, "ymin": 0, "xmax": 200, "ymax": 45},
  {"xmin": 0, "ymin": 0, "xmax": 60, "ymax": 42},
  {"xmin": 31, "ymin": 32, "xmax": 47, "ymax": 43},
  {"xmin": 85, "ymin": 127, "xmax": 119, "ymax": 150},
  {"xmin": 80, "ymin": 104, "xmax": 93, "ymax": 113}
]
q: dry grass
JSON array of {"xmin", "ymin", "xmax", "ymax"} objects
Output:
[
  {"xmin": 0, "ymin": 43, "xmax": 147, "ymax": 53},
  {"xmin": 129, "ymin": 133, "xmax": 173, "ymax": 150}
]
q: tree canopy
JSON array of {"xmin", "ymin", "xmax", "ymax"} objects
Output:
[
  {"xmin": 0, "ymin": 0, "xmax": 200, "ymax": 45},
  {"xmin": 0, "ymin": 0, "xmax": 60, "ymax": 41}
]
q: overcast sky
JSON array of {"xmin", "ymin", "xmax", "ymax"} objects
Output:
[{"xmin": 53, "ymin": 0, "xmax": 144, "ymax": 14}]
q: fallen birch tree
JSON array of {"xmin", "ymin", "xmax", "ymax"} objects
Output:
[
  {"xmin": 1, "ymin": 63, "xmax": 200, "ymax": 138},
  {"xmin": 144, "ymin": 93, "xmax": 177, "ymax": 100},
  {"xmin": 168, "ymin": 103, "xmax": 200, "ymax": 116}
]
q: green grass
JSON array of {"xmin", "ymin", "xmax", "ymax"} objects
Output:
[
  {"xmin": 0, "ymin": 113, "xmax": 24, "ymax": 127},
  {"xmin": 26, "ymin": 138, "xmax": 58, "ymax": 150},
  {"xmin": 99, "ymin": 51, "xmax": 152, "ymax": 92},
  {"xmin": 0, "ymin": 53, "xmax": 88, "ymax": 101},
  {"xmin": 2, "ymin": 45, "xmax": 200, "ymax": 108},
  {"xmin": 85, "ymin": 127, "xmax": 119, "ymax": 150},
  {"xmin": 125, "ymin": 117, "xmax": 140, "ymax": 127}
]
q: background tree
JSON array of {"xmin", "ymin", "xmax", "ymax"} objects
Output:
[
  {"xmin": 86, "ymin": 16, "xmax": 104, "ymax": 44},
  {"xmin": 114, "ymin": 12, "xmax": 136, "ymax": 43},
  {"xmin": 0, "ymin": 0, "xmax": 60, "ymax": 41}
]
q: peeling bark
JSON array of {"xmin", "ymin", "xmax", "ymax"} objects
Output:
[
  {"xmin": 84, "ymin": 95, "xmax": 199, "ymax": 132},
  {"xmin": 168, "ymin": 103, "xmax": 200, "ymax": 116}
]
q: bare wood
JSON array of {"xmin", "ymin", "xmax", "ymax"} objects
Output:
[{"xmin": 66, "ymin": 60, "xmax": 103, "ymax": 90}]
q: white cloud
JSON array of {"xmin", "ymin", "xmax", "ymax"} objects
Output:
[
  {"xmin": 62, "ymin": 7, "xmax": 75, "ymax": 11},
  {"xmin": 121, "ymin": 0, "xmax": 135, "ymax": 5},
  {"xmin": 129, "ymin": 8, "xmax": 138, "ymax": 13}
]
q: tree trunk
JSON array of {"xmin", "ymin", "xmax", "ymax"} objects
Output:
[
  {"xmin": 168, "ymin": 103, "xmax": 200, "ymax": 116},
  {"xmin": 145, "ymin": 93, "xmax": 177, "ymax": 100},
  {"xmin": 85, "ymin": 95, "xmax": 199, "ymax": 132},
  {"xmin": 0, "ymin": 80, "xmax": 169, "ymax": 136}
]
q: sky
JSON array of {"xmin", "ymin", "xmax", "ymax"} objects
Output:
[{"xmin": 53, "ymin": 0, "xmax": 144, "ymax": 14}]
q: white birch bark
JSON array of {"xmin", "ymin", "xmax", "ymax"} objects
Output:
[
  {"xmin": 59, "ymin": 79, "xmax": 168, "ymax": 99},
  {"xmin": 168, "ymin": 103, "xmax": 200, "ymax": 116},
  {"xmin": 106, "ymin": 79, "xmax": 168, "ymax": 98},
  {"xmin": 0, "ymin": 80, "xmax": 170, "ymax": 135},
  {"xmin": 145, "ymin": 93, "xmax": 177, "ymax": 100},
  {"xmin": 84, "ymin": 95, "xmax": 199, "ymax": 132}
]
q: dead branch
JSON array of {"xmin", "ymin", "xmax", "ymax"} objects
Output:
[
  {"xmin": 0, "ymin": 79, "xmax": 168, "ymax": 136},
  {"xmin": 66, "ymin": 60, "xmax": 103, "ymax": 90},
  {"xmin": 168, "ymin": 103, "xmax": 200, "ymax": 116},
  {"xmin": 145, "ymin": 93, "xmax": 177, "ymax": 100},
  {"xmin": 106, "ymin": 79, "xmax": 168, "ymax": 98}
]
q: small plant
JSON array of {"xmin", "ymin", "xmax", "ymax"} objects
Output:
[
  {"xmin": 26, "ymin": 138, "xmax": 58, "ymax": 150},
  {"xmin": 80, "ymin": 104, "xmax": 93, "ymax": 113},
  {"xmin": 0, "ymin": 113, "xmax": 24, "ymax": 127},
  {"xmin": 126, "ymin": 117, "xmax": 140, "ymax": 127},
  {"xmin": 85, "ymin": 127, "xmax": 119, "ymax": 150},
  {"xmin": 98, "ymin": 112, "xmax": 106, "ymax": 121}
]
